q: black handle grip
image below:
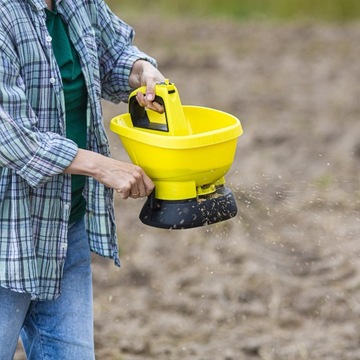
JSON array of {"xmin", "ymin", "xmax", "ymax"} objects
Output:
[{"xmin": 129, "ymin": 95, "xmax": 168, "ymax": 132}]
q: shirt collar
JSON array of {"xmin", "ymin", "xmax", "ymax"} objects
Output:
[{"xmin": 27, "ymin": 0, "xmax": 62, "ymax": 11}]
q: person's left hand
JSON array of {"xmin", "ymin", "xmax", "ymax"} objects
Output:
[{"xmin": 129, "ymin": 60, "xmax": 166, "ymax": 113}]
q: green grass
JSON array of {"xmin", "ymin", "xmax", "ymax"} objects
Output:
[
  {"xmin": 110, "ymin": 0, "xmax": 360, "ymax": 22},
  {"xmin": 313, "ymin": 174, "xmax": 332, "ymax": 189}
]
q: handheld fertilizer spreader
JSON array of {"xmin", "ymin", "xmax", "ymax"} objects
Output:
[{"xmin": 110, "ymin": 80, "xmax": 243, "ymax": 229}]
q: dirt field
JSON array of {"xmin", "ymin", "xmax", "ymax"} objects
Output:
[{"xmin": 15, "ymin": 14, "xmax": 360, "ymax": 360}]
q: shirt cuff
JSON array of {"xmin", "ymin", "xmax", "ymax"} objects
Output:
[{"xmin": 17, "ymin": 134, "xmax": 78, "ymax": 188}]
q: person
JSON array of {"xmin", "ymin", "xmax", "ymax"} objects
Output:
[{"xmin": 0, "ymin": 0, "xmax": 166, "ymax": 358}]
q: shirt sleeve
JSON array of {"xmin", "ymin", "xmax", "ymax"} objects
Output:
[
  {"xmin": 94, "ymin": 0, "xmax": 158, "ymax": 103},
  {"xmin": 0, "ymin": 47, "xmax": 78, "ymax": 188}
]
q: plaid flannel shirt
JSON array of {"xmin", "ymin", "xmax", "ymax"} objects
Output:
[{"xmin": 0, "ymin": 0, "xmax": 156, "ymax": 300}]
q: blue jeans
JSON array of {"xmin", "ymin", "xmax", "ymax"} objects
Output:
[{"xmin": 0, "ymin": 218, "xmax": 95, "ymax": 360}]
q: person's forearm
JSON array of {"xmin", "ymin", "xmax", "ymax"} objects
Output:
[{"xmin": 64, "ymin": 149, "xmax": 101, "ymax": 178}]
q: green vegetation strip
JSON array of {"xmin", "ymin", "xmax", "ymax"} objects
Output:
[{"xmin": 109, "ymin": 0, "xmax": 360, "ymax": 22}]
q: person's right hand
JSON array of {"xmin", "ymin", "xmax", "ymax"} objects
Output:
[{"xmin": 64, "ymin": 149, "xmax": 154, "ymax": 199}]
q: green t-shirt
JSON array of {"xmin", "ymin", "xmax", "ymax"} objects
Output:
[{"xmin": 45, "ymin": 7, "xmax": 87, "ymax": 224}]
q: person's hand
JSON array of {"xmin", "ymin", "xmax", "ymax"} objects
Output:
[
  {"xmin": 95, "ymin": 157, "xmax": 154, "ymax": 199},
  {"xmin": 129, "ymin": 60, "xmax": 166, "ymax": 113},
  {"xmin": 65, "ymin": 150, "xmax": 154, "ymax": 199}
]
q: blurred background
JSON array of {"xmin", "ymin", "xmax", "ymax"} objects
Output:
[
  {"xmin": 15, "ymin": 1, "xmax": 360, "ymax": 359},
  {"xmin": 109, "ymin": 0, "xmax": 360, "ymax": 22}
]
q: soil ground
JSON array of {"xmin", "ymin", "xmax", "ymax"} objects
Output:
[{"xmin": 15, "ymin": 14, "xmax": 360, "ymax": 360}]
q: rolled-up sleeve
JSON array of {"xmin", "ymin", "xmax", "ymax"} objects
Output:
[
  {"xmin": 0, "ymin": 37, "xmax": 78, "ymax": 188},
  {"xmin": 0, "ymin": 107, "xmax": 78, "ymax": 188}
]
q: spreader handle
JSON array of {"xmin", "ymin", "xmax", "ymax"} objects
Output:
[
  {"xmin": 128, "ymin": 81, "xmax": 190, "ymax": 136},
  {"xmin": 129, "ymin": 95, "xmax": 168, "ymax": 131}
]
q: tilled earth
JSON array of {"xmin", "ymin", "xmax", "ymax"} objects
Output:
[{"xmin": 15, "ymin": 14, "xmax": 360, "ymax": 360}]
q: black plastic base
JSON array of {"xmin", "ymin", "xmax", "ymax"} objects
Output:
[{"xmin": 139, "ymin": 185, "xmax": 237, "ymax": 229}]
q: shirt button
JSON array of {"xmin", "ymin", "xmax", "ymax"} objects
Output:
[
  {"xmin": 46, "ymin": 35, "xmax": 52, "ymax": 42},
  {"xmin": 49, "ymin": 77, "xmax": 56, "ymax": 84}
]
